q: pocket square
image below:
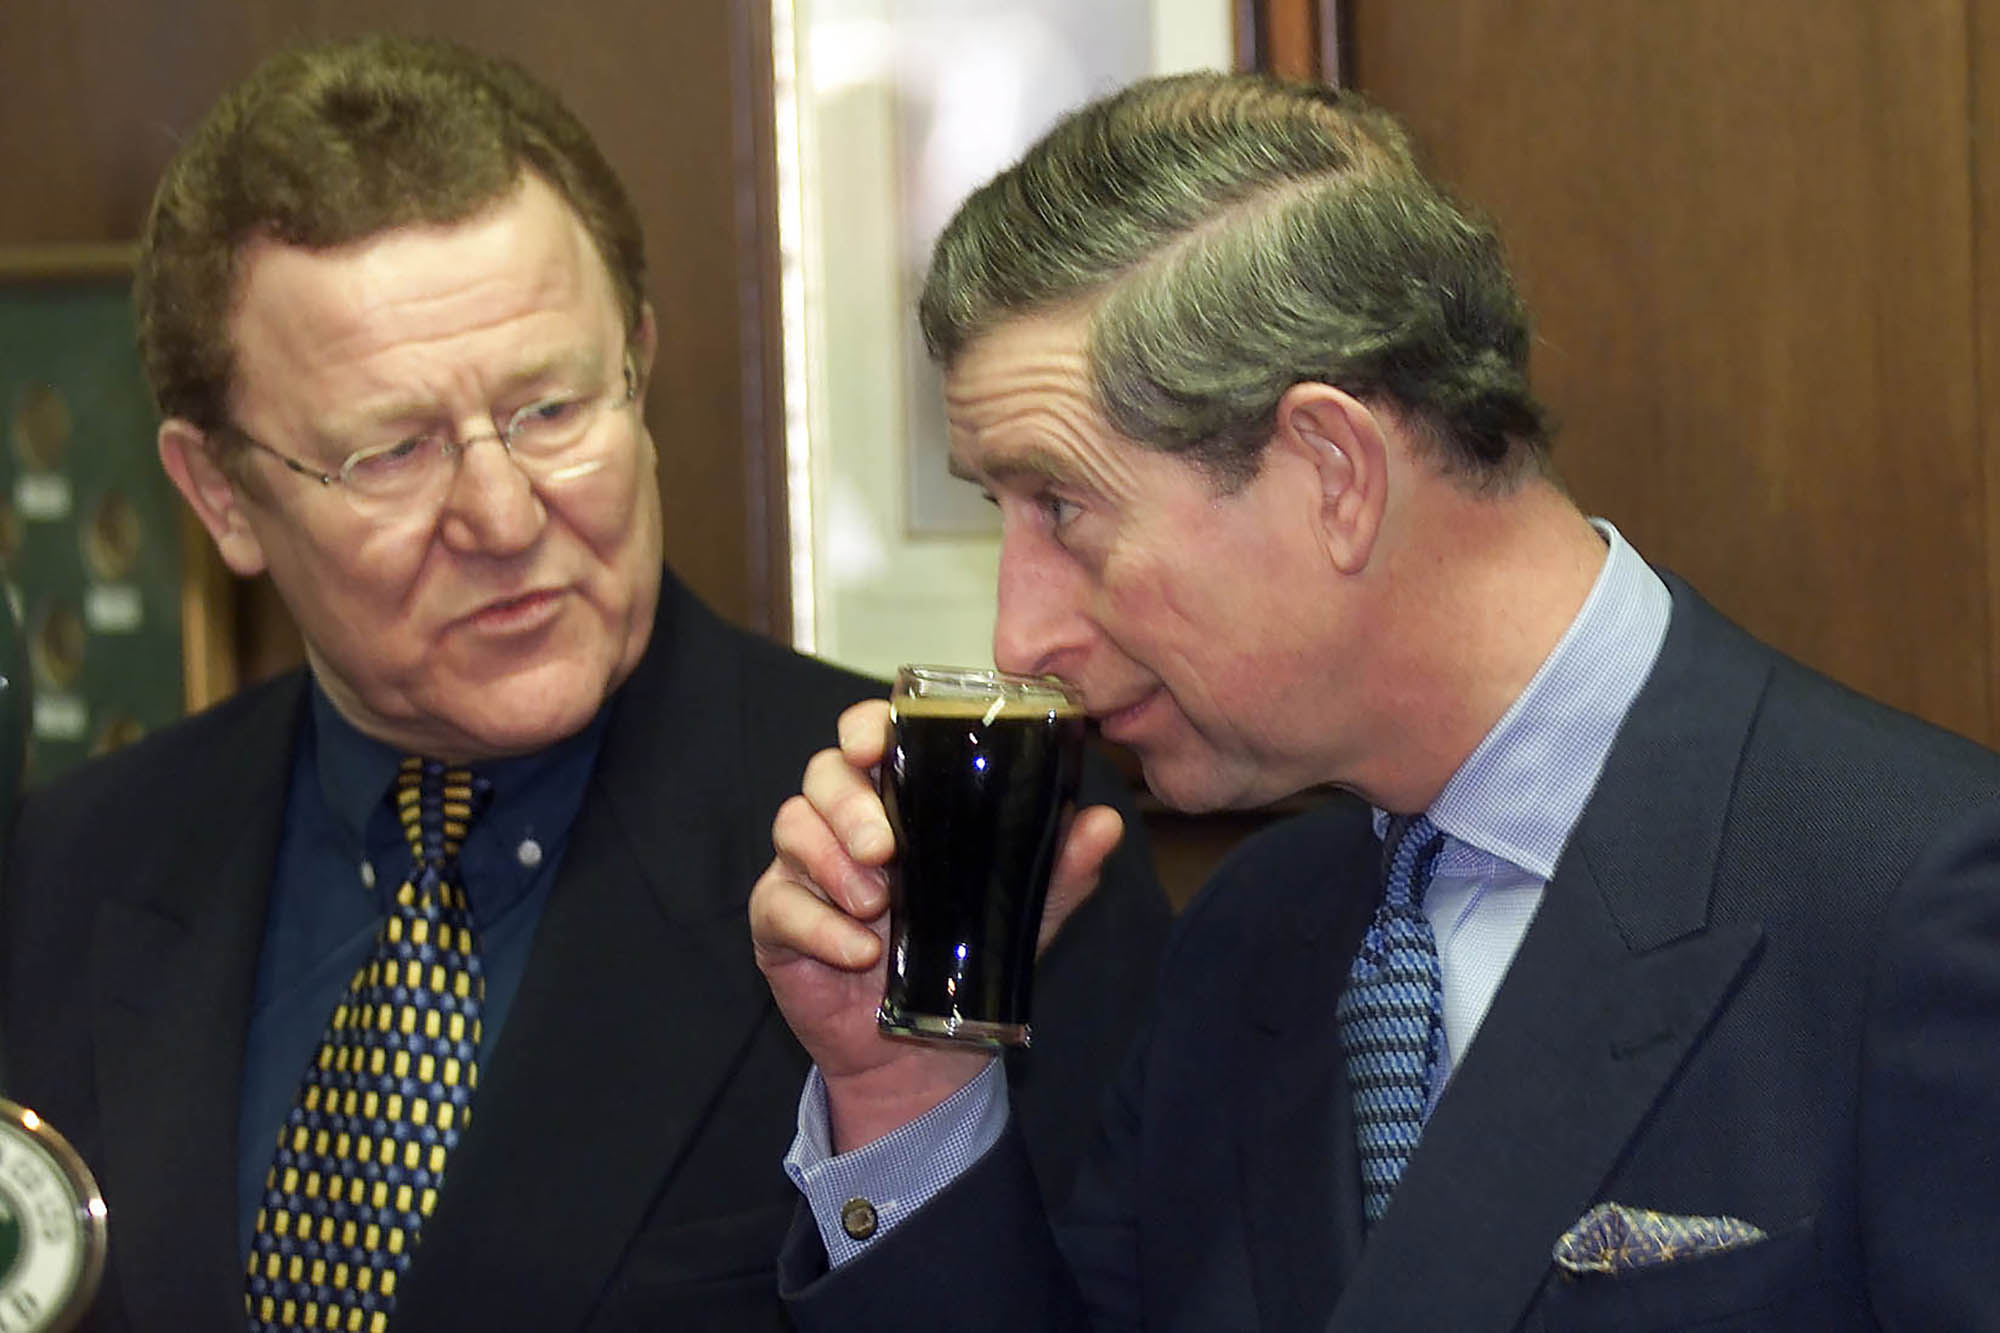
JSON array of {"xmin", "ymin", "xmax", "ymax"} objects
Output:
[{"xmin": 1552, "ymin": 1202, "xmax": 1768, "ymax": 1276}]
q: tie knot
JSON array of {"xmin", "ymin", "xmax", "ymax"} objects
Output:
[
  {"xmin": 395, "ymin": 757, "xmax": 490, "ymax": 870},
  {"xmin": 1381, "ymin": 812, "xmax": 1445, "ymax": 911}
]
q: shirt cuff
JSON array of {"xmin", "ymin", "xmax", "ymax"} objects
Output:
[{"xmin": 782, "ymin": 1058, "xmax": 1009, "ymax": 1267}]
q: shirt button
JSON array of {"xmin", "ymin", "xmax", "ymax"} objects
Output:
[
  {"xmin": 839, "ymin": 1197, "xmax": 878, "ymax": 1241},
  {"xmin": 516, "ymin": 838, "xmax": 543, "ymax": 869},
  {"xmin": 359, "ymin": 860, "xmax": 376, "ymax": 890}
]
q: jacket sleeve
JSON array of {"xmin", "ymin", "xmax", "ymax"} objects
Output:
[{"xmin": 777, "ymin": 1118, "xmax": 1094, "ymax": 1331}]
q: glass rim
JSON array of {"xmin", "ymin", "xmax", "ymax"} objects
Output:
[{"xmin": 893, "ymin": 663, "xmax": 1081, "ymax": 707}]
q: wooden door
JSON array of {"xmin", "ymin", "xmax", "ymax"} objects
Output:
[{"xmin": 1345, "ymin": 0, "xmax": 2000, "ymax": 746}]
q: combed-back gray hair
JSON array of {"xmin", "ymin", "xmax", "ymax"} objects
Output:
[{"xmin": 919, "ymin": 73, "xmax": 1548, "ymax": 488}]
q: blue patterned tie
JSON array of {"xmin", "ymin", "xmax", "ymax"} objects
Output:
[
  {"xmin": 1337, "ymin": 812, "xmax": 1447, "ymax": 1226},
  {"xmin": 246, "ymin": 758, "xmax": 489, "ymax": 1332}
]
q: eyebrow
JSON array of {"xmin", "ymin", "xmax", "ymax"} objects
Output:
[
  {"xmin": 499, "ymin": 348, "xmax": 603, "ymax": 394},
  {"xmin": 321, "ymin": 349, "xmax": 605, "ymax": 442},
  {"xmin": 947, "ymin": 444, "xmax": 1078, "ymax": 489}
]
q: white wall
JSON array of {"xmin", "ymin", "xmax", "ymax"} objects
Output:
[{"xmin": 782, "ymin": 0, "xmax": 1232, "ymax": 679}]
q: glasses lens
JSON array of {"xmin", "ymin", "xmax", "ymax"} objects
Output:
[
  {"xmin": 505, "ymin": 392, "xmax": 601, "ymax": 458},
  {"xmin": 503, "ymin": 369, "xmax": 636, "ymax": 483},
  {"xmin": 340, "ymin": 433, "xmax": 451, "ymax": 515}
]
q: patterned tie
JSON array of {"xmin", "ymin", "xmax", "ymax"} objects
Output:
[
  {"xmin": 246, "ymin": 758, "xmax": 489, "ymax": 1332},
  {"xmin": 1337, "ymin": 812, "xmax": 1448, "ymax": 1226}
]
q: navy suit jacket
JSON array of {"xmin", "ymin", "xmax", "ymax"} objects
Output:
[
  {"xmin": 782, "ymin": 574, "xmax": 2000, "ymax": 1331},
  {"xmin": 0, "ymin": 567, "xmax": 1171, "ymax": 1331}
]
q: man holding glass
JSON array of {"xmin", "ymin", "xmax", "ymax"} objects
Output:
[
  {"xmin": 754, "ymin": 72, "xmax": 2000, "ymax": 1329},
  {"xmin": 0, "ymin": 35, "xmax": 1168, "ymax": 1332}
]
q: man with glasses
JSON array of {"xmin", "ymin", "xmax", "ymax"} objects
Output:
[{"xmin": 0, "ymin": 35, "xmax": 1168, "ymax": 1332}]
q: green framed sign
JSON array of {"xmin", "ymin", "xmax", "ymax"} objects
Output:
[{"xmin": 0, "ymin": 246, "xmax": 233, "ymax": 787}]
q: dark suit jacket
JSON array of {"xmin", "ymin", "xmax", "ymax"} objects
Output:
[
  {"xmin": 781, "ymin": 574, "xmax": 2000, "ymax": 1331},
  {"xmin": 0, "ymin": 566, "xmax": 1171, "ymax": 1331}
]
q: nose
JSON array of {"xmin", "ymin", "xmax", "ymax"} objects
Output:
[
  {"xmin": 991, "ymin": 518, "xmax": 1092, "ymax": 678},
  {"xmin": 435, "ymin": 432, "xmax": 545, "ymax": 554}
]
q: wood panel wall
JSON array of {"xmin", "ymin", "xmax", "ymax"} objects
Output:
[
  {"xmin": 1978, "ymin": 0, "xmax": 2000, "ymax": 741},
  {"xmin": 0, "ymin": 0, "xmax": 789, "ymax": 680},
  {"xmin": 1346, "ymin": 0, "xmax": 1999, "ymax": 748}
]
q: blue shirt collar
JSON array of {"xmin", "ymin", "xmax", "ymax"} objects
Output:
[
  {"xmin": 307, "ymin": 683, "xmax": 609, "ymax": 915},
  {"xmin": 1377, "ymin": 519, "xmax": 1672, "ymax": 880},
  {"xmin": 310, "ymin": 689, "xmax": 404, "ymax": 851}
]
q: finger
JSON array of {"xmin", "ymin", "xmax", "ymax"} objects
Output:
[
  {"xmin": 749, "ymin": 861, "xmax": 885, "ymax": 972},
  {"xmin": 802, "ymin": 746, "xmax": 896, "ymax": 865},
  {"xmin": 1037, "ymin": 804, "xmax": 1125, "ymax": 953},
  {"xmin": 772, "ymin": 793, "xmax": 889, "ymax": 918},
  {"xmin": 836, "ymin": 698, "xmax": 893, "ymax": 768}
]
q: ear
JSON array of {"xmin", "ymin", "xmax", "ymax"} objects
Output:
[
  {"xmin": 628, "ymin": 301, "xmax": 658, "ymax": 396},
  {"xmin": 1269, "ymin": 382, "xmax": 1389, "ymax": 574},
  {"xmin": 158, "ymin": 419, "xmax": 269, "ymax": 577}
]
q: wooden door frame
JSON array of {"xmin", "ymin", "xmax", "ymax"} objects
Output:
[{"xmin": 1236, "ymin": 0, "xmax": 1347, "ymax": 82}]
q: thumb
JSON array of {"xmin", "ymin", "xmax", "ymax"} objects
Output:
[{"xmin": 1037, "ymin": 804, "xmax": 1125, "ymax": 954}]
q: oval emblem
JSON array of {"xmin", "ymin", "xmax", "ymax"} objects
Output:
[{"xmin": 0, "ymin": 1100, "xmax": 105, "ymax": 1331}]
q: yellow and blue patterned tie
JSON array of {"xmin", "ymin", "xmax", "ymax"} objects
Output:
[{"xmin": 246, "ymin": 758, "xmax": 489, "ymax": 1332}]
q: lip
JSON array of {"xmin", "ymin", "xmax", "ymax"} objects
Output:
[
  {"xmin": 460, "ymin": 586, "xmax": 566, "ymax": 635},
  {"xmin": 1096, "ymin": 687, "xmax": 1163, "ymax": 744}
]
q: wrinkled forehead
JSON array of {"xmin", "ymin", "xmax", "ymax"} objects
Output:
[
  {"xmin": 943, "ymin": 307, "xmax": 1098, "ymax": 426},
  {"xmin": 226, "ymin": 177, "xmax": 626, "ymax": 406},
  {"xmin": 940, "ymin": 318, "xmax": 1205, "ymax": 512}
]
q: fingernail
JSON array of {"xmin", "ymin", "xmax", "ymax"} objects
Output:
[
  {"xmin": 850, "ymin": 868, "xmax": 886, "ymax": 914},
  {"xmin": 855, "ymin": 824, "xmax": 894, "ymax": 861}
]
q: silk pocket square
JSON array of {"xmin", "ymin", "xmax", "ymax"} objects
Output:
[{"xmin": 1552, "ymin": 1202, "xmax": 1768, "ymax": 1276}]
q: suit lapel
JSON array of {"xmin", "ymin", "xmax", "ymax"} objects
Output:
[
  {"xmin": 1324, "ymin": 862, "xmax": 1762, "ymax": 1331},
  {"xmin": 91, "ymin": 675, "xmax": 304, "ymax": 1326},
  {"xmin": 1327, "ymin": 578, "xmax": 1777, "ymax": 1332},
  {"xmin": 395, "ymin": 580, "xmax": 783, "ymax": 1330},
  {"xmin": 1238, "ymin": 822, "xmax": 1378, "ymax": 1329}
]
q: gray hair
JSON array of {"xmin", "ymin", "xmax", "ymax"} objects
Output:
[{"xmin": 919, "ymin": 73, "xmax": 1548, "ymax": 489}]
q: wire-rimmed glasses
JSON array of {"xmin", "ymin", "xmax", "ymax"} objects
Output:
[{"xmin": 219, "ymin": 356, "xmax": 639, "ymax": 521}]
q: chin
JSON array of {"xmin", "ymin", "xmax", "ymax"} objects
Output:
[
  {"xmin": 1136, "ymin": 758, "xmax": 1234, "ymax": 816},
  {"xmin": 1141, "ymin": 747, "xmax": 1290, "ymax": 816},
  {"xmin": 460, "ymin": 719, "xmax": 586, "ymax": 760},
  {"xmin": 440, "ymin": 676, "xmax": 614, "ymax": 759}
]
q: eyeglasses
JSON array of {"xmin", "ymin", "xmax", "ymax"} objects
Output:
[{"xmin": 220, "ymin": 357, "xmax": 639, "ymax": 520}]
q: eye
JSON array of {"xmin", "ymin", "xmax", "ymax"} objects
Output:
[
  {"xmin": 1039, "ymin": 491, "xmax": 1082, "ymax": 530},
  {"xmin": 345, "ymin": 432, "xmax": 441, "ymax": 482},
  {"xmin": 509, "ymin": 393, "xmax": 588, "ymax": 444}
]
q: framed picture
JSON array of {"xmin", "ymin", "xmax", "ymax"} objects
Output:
[
  {"xmin": 772, "ymin": 0, "xmax": 1237, "ymax": 677},
  {"xmin": 0, "ymin": 244, "xmax": 234, "ymax": 786}
]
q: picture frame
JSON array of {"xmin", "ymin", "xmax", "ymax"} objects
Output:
[{"xmin": 0, "ymin": 243, "xmax": 234, "ymax": 785}]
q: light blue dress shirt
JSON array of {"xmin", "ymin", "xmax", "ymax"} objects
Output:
[{"xmin": 787, "ymin": 520, "xmax": 1672, "ymax": 1263}]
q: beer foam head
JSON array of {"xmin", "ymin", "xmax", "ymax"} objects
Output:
[{"xmin": 892, "ymin": 667, "xmax": 1082, "ymax": 722}]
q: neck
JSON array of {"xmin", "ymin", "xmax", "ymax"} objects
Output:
[{"xmin": 1345, "ymin": 474, "xmax": 1607, "ymax": 813}]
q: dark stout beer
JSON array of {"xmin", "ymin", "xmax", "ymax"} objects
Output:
[{"xmin": 877, "ymin": 670, "xmax": 1086, "ymax": 1047}]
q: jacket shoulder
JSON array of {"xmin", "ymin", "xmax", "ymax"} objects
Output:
[{"xmin": 13, "ymin": 668, "xmax": 306, "ymax": 840}]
